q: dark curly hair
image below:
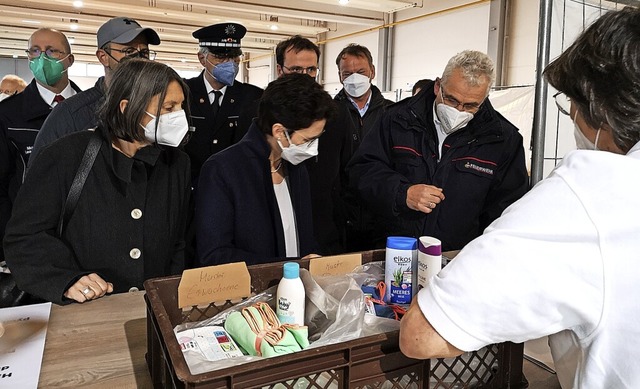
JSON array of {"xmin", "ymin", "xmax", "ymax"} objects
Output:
[
  {"xmin": 544, "ymin": 6, "xmax": 640, "ymax": 153},
  {"xmin": 257, "ymin": 73, "xmax": 336, "ymax": 134}
]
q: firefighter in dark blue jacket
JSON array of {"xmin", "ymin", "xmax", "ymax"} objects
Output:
[{"xmin": 347, "ymin": 50, "xmax": 529, "ymax": 251}]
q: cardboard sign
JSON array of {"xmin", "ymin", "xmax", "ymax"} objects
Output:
[
  {"xmin": 178, "ymin": 262, "xmax": 251, "ymax": 308},
  {"xmin": 309, "ymin": 253, "xmax": 362, "ymax": 277}
]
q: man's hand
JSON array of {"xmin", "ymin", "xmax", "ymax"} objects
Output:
[{"xmin": 406, "ymin": 184, "xmax": 445, "ymax": 213}]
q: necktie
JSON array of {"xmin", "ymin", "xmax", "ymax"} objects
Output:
[
  {"xmin": 53, "ymin": 95, "xmax": 65, "ymax": 104},
  {"xmin": 211, "ymin": 91, "xmax": 222, "ymax": 117}
]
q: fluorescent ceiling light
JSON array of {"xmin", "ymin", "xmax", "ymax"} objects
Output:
[
  {"xmin": 73, "ymin": 1, "xmax": 83, "ymax": 8},
  {"xmin": 338, "ymin": 0, "xmax": 349, "ymax": 4}
]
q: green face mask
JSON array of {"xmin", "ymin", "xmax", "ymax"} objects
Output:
[{"xmin": 29, "ymin": 54, "xmax": 67, "ymax": 86}]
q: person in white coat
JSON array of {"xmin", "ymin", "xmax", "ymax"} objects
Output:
[{"xmin": 399, "ymin": 6, "xmax": 640, "ymax": 389}]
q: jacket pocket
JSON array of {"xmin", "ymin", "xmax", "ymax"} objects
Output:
[{"xmin": 391, "ymin": 146, "xmax": 426, "ymax": 179}]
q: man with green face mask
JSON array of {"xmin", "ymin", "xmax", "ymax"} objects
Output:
[{"xmin": 0, "ymin": 27, "xmax": 81, "ymax": 263}]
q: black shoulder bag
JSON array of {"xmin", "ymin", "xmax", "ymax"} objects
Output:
[{"xmin": 0, "ymin": 132, "xmax": 102, "ymax": 308}]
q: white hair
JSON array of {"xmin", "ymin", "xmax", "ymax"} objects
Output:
[{"xmin": 442, "ymin": 50, "xmax": 495, "ymax": 92}]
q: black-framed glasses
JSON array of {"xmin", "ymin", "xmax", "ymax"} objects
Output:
[
  {"xmin": 106, "ymin": 47, "xmax": 157, "ymax": 60},
  {"xmin": 25, "ymin": 47, "xmax": 67, "ymax": 59},
  {"xmin": 440, "ymin": 85, "xmax": 483, "ymax": 113},
  {"xmin": 553, "ymin": 92, "xmax": 571, "ymax": 116},
  {"xmin": 282, "ymin": 65, "xmax": 319, "ymax": 76}
]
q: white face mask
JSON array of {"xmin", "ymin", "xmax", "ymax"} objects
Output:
[
  {"xmin": 573, "ymin": 116, "xmax": 600, "ymax": 150},
  {"xmin": 342, "ymin": 73, "xmax": 371, "ymax": 98},
  {"xmin": 141, "ymin": 109, "xmax": 189, "ymax": 147},
  {"xmin": 0, "ymin": 93, "xmax": 11, "ymax": 102},
  {"xmin": 277, "ymin": 130, "xmax": 319, "ymax": 165},
  {"xmin": 436, "ymin": 102, "xmax": 474, "ymax": 134}
]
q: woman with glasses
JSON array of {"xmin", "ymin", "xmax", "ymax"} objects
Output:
[
  {"xmin": 196, "ymin": 73, "xmax": 336, "ymax": 266},
  {"xmin": 400, "ymin": 7, "xmax": 640, "ymax": 388},
  {"xmin": 4, "ymin": 59, "xmax": 191, "ymax": 304}
]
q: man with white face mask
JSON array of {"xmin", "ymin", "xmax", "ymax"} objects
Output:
[
  {"xmin": 348, "ymin": 50, "xmax": 528, "ymax": 251},
  {"xmin": 316, "ymin": 44, "xmax": 393, "ymax": 253}
]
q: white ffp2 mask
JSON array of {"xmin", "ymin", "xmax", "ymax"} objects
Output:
[
  {"xmin": 573, "ymin": 119, "xmax": 600, "ymax": 150},
  {"xmin": 343, "ymin": 73, "xmax": 371, "ymax": 98},
  {"xmin": 436, "ymin": 103, "xmax": 474, "ymax": 134},
  {"xmin": 142, "ymin": 110, "xmax": 189, "ymax": 147},
  {"xmin": 277, "ymin": 130, "xmax": 319, "ymax": 165}
]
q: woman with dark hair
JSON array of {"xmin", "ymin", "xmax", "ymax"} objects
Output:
[
  {"xmin": 196, "ymin": 73, "xmax": 335, "ymax": 266},
  {"xmin": 4, "ymin": 58, "xmax": 191, "ymax": 304},
  {"xmin": 400, "ymin": 7, "xmax": 640, "ymax": 388}
]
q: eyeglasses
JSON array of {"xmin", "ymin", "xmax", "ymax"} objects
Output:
[
  {"xmin": 207, "ymin": 52, "xmax": 242, "ymax": 63},
  {"xmin": 440, "ymin": 85, "xmax": 484, "ymax": 113},
  {"xmin": 553, "ymin": 92, "xmax": 571, "ymax": 116},
  {"xmin": 287, "ymin": 129, "xmax": 325, "ymax": 147},
  {"xmin": 282, "ymin": 65, "xmax": 319, "ymax": 76},
  {"xmin": 25, "ymin": 48, "xmax": 67, "ymax": 59},
  {"xmin": 106, "ymin": 47, "xmax": 157, "ymax": 60}
]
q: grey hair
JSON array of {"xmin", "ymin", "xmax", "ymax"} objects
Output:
[
  {"xmin": 441, "ymin": 50, "xmax": 495, "ymax": 93},
  {"xmin": 198, "ymin": 47, "xmax": 209, "ymax": 55}
]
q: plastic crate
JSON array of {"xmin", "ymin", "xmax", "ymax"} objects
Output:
[{"xmin": 144, "ymin": 250, "xmax": 524, "ymax": 388}]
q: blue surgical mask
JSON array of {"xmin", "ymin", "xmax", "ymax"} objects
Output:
[{"xmin": 208, "ymin": 60, "xmax": 239, "ymax": 86}]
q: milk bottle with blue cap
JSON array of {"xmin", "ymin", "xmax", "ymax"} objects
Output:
[{"xmin": 384, "ymin": 236, "xmax": 417, "ymax": 304}]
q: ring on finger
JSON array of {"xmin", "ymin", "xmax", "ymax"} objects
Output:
[
  {"xmin": 430, "ymin": 202, "xmax": 435, "ymax": 208},
  {"xmin": 81, "ymin": 287, "xmax": 92, "ymax": 296}
]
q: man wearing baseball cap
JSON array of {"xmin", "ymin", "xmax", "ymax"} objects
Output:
[
  {"xmin": 184, "ymin": 22, "xmax": 263, "ymax": 185},
  {"xmin": 31, "ymin": 16, "xmax": 161, "ymax": 163}
]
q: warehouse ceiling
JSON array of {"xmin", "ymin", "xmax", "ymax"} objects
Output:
[{"xmin": 0, "ymin": 0, "xmax": 417, "ymax": 70}]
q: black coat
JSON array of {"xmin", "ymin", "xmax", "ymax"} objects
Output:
[
  {"xmin": 305, "ymin": 86, "xmax": 392, "ymax": 254},
  {"xmin": 31, "ymin": 77, "xmax": 106, "ymax": 164},
  {"xmin": 347, "ymin": 80, "xmax": 529, "ymax": 251},
  {"xmin": 3, "ymin": 128, "xmax": 190, "ymax": 304},
  {"xmin": 0, "ymin": 78, "xmax": 82, "ymax": 261},
  {"xmin": 184, "ymin": 72, "xmax": 263, "ymax": 185},
  {"xmin": 196, "ymin": 123, "xmax": 318, "ymax": 266}
]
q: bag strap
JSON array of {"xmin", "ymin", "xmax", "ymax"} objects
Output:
[{"xmin": 57, "ymin": 132, "xmax": 102, "ymax": 238}]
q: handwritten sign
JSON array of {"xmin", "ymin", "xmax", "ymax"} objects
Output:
[
  {"xmin": 178, "ymin": 262, "xmax": 251, "ymax": 308},
  {"xmin": 309, "ymin": 253, "xmax": 362, "ymax": 277}
]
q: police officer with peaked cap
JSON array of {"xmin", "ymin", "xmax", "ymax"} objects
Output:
[
  {"xmin": 184, "ymin": 22, "xmax": 263, "ymax": 186},
  {"xmin": 182, "ymin": 22, "xmax": 263, "ymax": 267}
]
